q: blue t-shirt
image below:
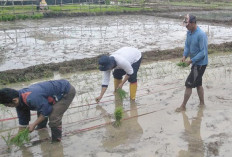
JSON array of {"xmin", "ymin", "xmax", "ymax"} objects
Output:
[
  {"xmin": 16, "ymin": 79, "xmax": 71, "ymax": 125},
  {"xmin": 183, "ymin": 26, "xmax": 208, "ymax": 65}
]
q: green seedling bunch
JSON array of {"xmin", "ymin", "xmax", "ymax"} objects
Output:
[
  {"xmin": 177, "ymin": 62, "xmax": 188, "ymax": 67},
  {"xmin": 10, "ymin": 128, "xmax": 30, "ymax": 147},
  {"xmin": 114, "ymin": 106, "xmax": 123, "ymax": 127},
  {"xmin": 116, "ymin": 88, "xmax": 128, "ymax": 101}
]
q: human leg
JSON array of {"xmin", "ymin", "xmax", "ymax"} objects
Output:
[
  {"xmin": 129, "ymin": 58, "xmax": 142, "ymax": 100},
  {"xmin": 176, "ymin": 87, "xmax": 192, "ymax": 112},
  {"xmin": 197, "ymin": 86, "xmax": 205, "ymax": 106},
  {"xmin": 49, "ymin": 85, "xmax": 76, "ymax": 142},
  {"xmin": 113, "ymin": 69, "xmax": 125, "ymax": 91}
]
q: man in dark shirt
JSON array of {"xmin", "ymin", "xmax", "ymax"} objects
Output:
[{"xmin": 0, "ymin": 79, "xmax": 76, "ymax": 142}]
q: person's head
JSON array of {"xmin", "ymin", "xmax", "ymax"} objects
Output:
[
  {"xmin": 183, "ymin": 14, "xmax": 197, "ymax": 32},
  {"xmin": 0, "ymin": 88, "xmax": 19, "ymax": 107},
  {"xmin": 98, "ymin": 55, "xmax": 116, "ymax": 71}
]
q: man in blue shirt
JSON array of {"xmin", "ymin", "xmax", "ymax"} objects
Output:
[
  {"xmin": 176, "ymin": 14, "xmax": 208, "ymax": 112},
  {"xmin": 0, "ymin": 79, "xmax": 76, "ymax": 142}
]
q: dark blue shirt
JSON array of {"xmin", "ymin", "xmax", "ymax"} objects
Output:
[{"xmin": 16, "ymin": 79, "xmax": 71, "ymax": 125}]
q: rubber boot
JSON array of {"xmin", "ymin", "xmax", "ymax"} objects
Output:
[
  {"xmin": 35, "ymin": 113, "xmax": 48, "ymax": 130},
  {"xmin": 114, "ymin": 79, "xmax": 122, "ymax": 91},
  {"xmin": 51, "ymin": 126, "xmax": 62, "ymax": 142},
  {"xmin": 130, "ymin": 82, "xmax": 137, "ymax": 100}
]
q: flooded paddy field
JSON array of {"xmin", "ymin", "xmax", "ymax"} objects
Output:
[
  {"xmin": 0, "ymin": 8, "xmax": 232, "ymax": 156},
  {"xmin": 0, "ymin": 13, "xmax": 232, "ymax": 71},
  {"xmin": 0, "ymin": 53, "xmax": 232, "ymax": 156}
]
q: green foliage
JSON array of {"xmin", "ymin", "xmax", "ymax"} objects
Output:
[
  {"xmin": 0, "ymin": 13, "xmax": 43, "ymax": 21},
  {"xmin": 116, "ymin": 88, "xmax": 127, "ymax": 101},
  {"xmin": 10, "ymin": 129, "xmax": 30, "ymax": 147},
  {"xmin": 114, "ymin": 106, "xmax": 123, "ymax": 127},
  {"xmin": 1, "ymin": 132, "xmax": 12, "ymax": 150},
  {"xmin": 105, "ymin": 0, "xmax": 111, "ymax": 5},
  {"xmin": 177, "ymin": 62, "xmax": 188, "ymax": 67}
]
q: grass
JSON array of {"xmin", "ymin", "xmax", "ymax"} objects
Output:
[
  {"xmin": 10, "ymin": 128, "xmax": 30, "ymax": 147},
  {"xmin": 0, "ymin": 3, "xmax": 152, "ymax": 22},
  {"xmin": 176, "ymin": 62, "xmax": 188, "ymax": 68},
  {"xmin": 113, "ymin": 106, "xmax": 123, "ymax": 127},
  {"xmin": 116, "ymin": 88, "xmax": 128, "ymax": 101},
  {"xmin": 169, "ymin": 1, "xmax": 232, "ymax": 9},
  {"xmin": 0, "ymin": 13, "xmax": 43, "ymax": 21}
]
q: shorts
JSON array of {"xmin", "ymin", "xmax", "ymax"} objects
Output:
[
  {"xmin": 113, "ymin": 57, "xmax": 142, "ymax": 83},
  {"xmin": 185, "ymin": 65, "xmax": 207, "ymax": 88}
]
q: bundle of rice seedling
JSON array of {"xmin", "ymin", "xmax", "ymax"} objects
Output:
[
  {"xmin": 116, "ymin": 88, "xmax": 127, "ymax": 100},
  {"xmin": 10, "ymin": 128, "xmax": 30, "ymax": 147},
  {"xmin": 113, "ymin": 106, "xmax": 123, "ymax": 127},
  {"xmin": 177, "ymin": 62, "xmax": 188, "ymax": 67}
]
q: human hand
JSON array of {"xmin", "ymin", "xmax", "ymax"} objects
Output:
[
  {"xmin": 117, "ymin": 83, "xmax": 123, "ymax": 89},
  {"xmin": 95, "ymin": 96, "xmax": 102, "ymax": 103},
  {"xmin": 186, "ymin": 60, "xmax": 192, "ymax": 66},
  {"xmin": 181, "ymin": 56, "xmax": 186, "ymax": 62},
  {"xmin": 28, "ymin": 124, "xmax": 36, "ymax": 132}
]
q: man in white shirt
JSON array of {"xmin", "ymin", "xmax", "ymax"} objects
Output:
[{"xmin": 95, "ymin": 47, "xmax": 142, "ymax": 102}]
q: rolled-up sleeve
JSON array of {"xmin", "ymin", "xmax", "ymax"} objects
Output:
[{"xmin": 102, "ymin": 70, "xmax": 111, "ymax": 87}]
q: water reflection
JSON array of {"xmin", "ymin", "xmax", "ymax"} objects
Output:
[
  {"xmin": 97, "ymin": 94, "xmax": 143, "ymax": 150},
  {"xmin": 36, "ymin": 129, "xmax": 64, "ymax": 157},
  {"xmin": 179, "ymin": 107, "xmax": 205, "ymax": 157}
]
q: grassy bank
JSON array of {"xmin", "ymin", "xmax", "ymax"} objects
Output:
[
  {"xmin": 1, "ymin": 1, "xmax": 232, "ymax": 21},
  {"xmin": 0, "ymin": 4, "xmax": 151, "ymax": 21}
]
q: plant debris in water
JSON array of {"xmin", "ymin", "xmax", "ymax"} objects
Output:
[
  {"xmin": 10, "ymin": 128, "xmax": 30, "ymax": 147},
  {"xmin": 116, "ymin": 88, "xmax": 127, "ymax": 100},
  {"xmin": 176, "ymin": 62, "xmax": 188, "ymax": 67},
  {"xmin": 113, "ymin": 106, "xmax": 124, "ymax": 127}
]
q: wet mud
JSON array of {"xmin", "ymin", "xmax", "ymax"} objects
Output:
[
  {"xmin": 0, "ymin": 41, "xmax": 232, "ymax": 85},
  {"xmin": 0, "ymin": 53, "xmax": 232, "ymax": 156}
]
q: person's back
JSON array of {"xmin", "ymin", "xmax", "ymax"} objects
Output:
[{"xmin": 112, "ymin": 47, "xmax": 141, "ymax": 64}]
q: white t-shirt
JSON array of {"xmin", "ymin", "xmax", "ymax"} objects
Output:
[{"xmin": 102, "ymin": 47, "xmax": 141, "ymax": 86}]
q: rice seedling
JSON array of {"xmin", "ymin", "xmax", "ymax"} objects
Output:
[
  {"xmin": 113, "ymin": 106, "xmax": 123, "ymax": 127},
  {"xmin": 176, "ymin": 62, "xmax": 188, "ymax": 67},
  {"xmin": 1, "ymin": 131, "xmax": 13, "ymax": 151},
  {"xmin": 116, "ymin": 88, "xmax": 127, "ymax": 101},
  {"xmin": 10, "ymin": 128, "xmax": 30, "ymax": 147}
]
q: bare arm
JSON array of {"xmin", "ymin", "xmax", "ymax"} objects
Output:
[
  {"xmin": 95, "ymin": 86, "xmax": 107, "ymax": 103},
  {"xmin": 118, "ymin": 75, "xmax": 130, "ymax": 89},
  {"xmin": 28, "ymin": 114, "xmax": 45, "ymax": 132}
]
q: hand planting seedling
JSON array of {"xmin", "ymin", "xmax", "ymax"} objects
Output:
[
  {"xmin": 177, "ymin": 62, "xmax": 188, "ymax": 67},
  {"xmin": 10, "ymin": 128, "xmax": 30, "ymax": 147},
  {"xmin": 116, "ymin": 88, "xmax": 128, "ymax": 101},
  {"xmin": 113, "ymin": 106, "xmax": 123, "ymax": 127}
]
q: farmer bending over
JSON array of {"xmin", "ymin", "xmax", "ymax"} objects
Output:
[
  {"xmin": 95, "ymin": 47, "xmax": 142, "ymax": 102},
  {"xmin": 0, "ymin": 79, "xmax": 76, "ymax": 142}
]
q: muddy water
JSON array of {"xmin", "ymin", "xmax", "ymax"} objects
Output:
[
  {"xmin": 0, "ymin": 15, "xmax": 232, "ymax": 71},
  {"xmin": 0, "ymin": 53, "xmax": 231, "ymax": 156}
]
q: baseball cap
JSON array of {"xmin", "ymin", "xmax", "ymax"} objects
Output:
[{"xmin": 98, "ymin": 55, "xmax": 115, "ymax": 71}]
